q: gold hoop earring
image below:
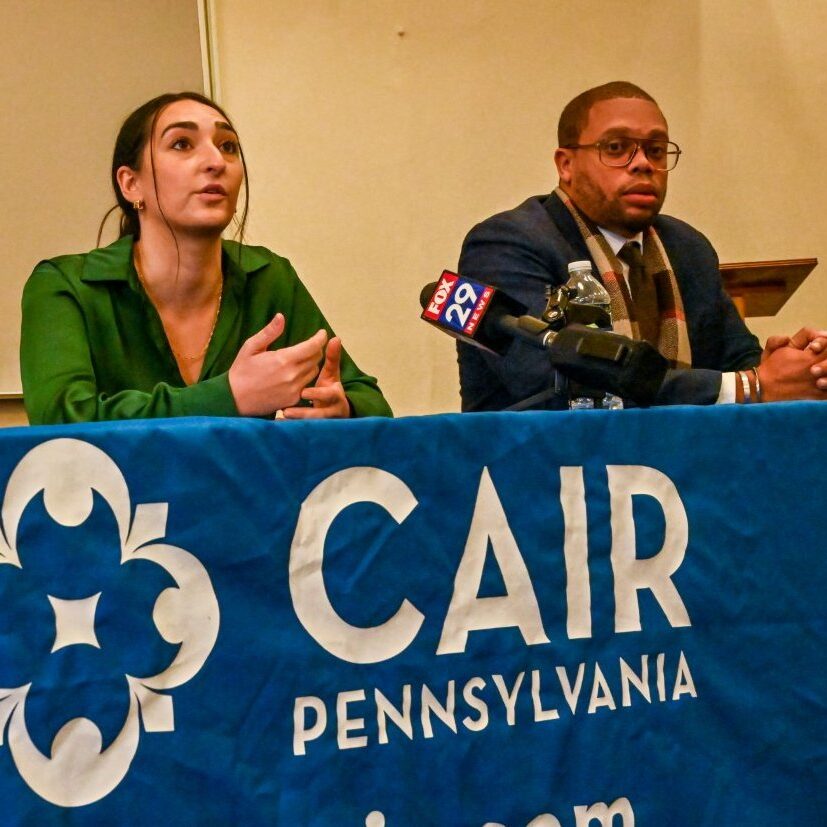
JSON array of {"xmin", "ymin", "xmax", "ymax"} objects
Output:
[{"xmin": 133, "ymin": 199, "xmax": 145, "ymax": 211}]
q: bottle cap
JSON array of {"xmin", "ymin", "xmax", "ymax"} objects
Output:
[{"xmin": 567, "ymin": 260, "xmax": 593, "ymax": 274}]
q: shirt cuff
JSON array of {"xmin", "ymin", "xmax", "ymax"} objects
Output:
[
  {"xmin": 181, "ymin": 372, "xmax": 240, "ymax": 417},
  {"xmin": 716, "ymin": 372, "xmax": 737, "ymax": 404}
]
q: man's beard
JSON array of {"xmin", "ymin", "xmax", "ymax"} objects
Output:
[
  {"xmin": 619, "ymin": 211, "xmax": 658, "ymax": 233},
  {"xmin": 596, "ymin": 193, "xmax": 664, "ymax": 235}
]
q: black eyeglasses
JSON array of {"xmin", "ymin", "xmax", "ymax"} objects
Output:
[{"xmin": 563, "ymin": 137, "xmax": 682, "ymax": 171}]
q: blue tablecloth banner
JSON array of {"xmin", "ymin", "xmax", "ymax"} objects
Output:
[{"xmin": 0, "ymin": 404, "xmax": 824, "ymax": 825}]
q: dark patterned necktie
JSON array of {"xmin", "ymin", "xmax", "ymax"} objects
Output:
[{"xmin": 618, "ymin": 242, "xmax": 660, "ymax": 345}]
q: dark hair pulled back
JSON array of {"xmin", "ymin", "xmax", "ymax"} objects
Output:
[{"xmin": 97, "ymin": 91, "xmax": 249, "ymax": 245}]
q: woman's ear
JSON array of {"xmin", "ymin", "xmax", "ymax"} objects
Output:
[{"xmin": 116, "ymin": 165, "xmax": 141, "ymax": 203}]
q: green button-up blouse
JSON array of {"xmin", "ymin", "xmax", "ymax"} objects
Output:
[{"xmin": 20, "ymin": 236, "xmax": 392, "ymax": 424}]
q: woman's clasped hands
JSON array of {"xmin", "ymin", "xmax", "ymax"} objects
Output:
[{"xmin": 228, "ymin": 313, "xmax": 351, "ymax": 418}]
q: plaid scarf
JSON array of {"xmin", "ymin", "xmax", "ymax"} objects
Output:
[{"xmin": 554, "ymin": 186, "xmax": 692, "ymax": 369}]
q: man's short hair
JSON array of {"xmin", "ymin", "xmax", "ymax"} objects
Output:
[{"xmin": 558, "ymin": 81, "xmax": 658, "ymax": 147}]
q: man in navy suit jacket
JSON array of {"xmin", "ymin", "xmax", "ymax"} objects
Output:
[{"xmin": 457, "ymin": 81, "xmax": 827, "ymax": 410}]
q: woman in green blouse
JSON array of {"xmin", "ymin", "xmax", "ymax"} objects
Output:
[{"xmin": 20, "ymin": 92, "xmax": 392, "ymax": 425}]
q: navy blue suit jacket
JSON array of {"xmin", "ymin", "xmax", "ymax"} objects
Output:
[{"xmin": 457, "ymin": 193, "xmax": 761, "ymax": 410}]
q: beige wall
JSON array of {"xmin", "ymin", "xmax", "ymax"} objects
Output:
[{"xmin": 213, "ymin": 1, "xmax": 824, "ymax": 415}]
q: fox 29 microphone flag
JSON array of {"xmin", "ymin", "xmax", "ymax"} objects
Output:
[
  {"xmin": 0, "ymin": 407, "xmax": 825, "ymax": 825},
  {"xmin": 420, "ymin": 270, "xmax": 515, "ymax": 352}
]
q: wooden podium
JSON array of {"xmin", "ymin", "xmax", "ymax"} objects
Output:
[{"xmin": 719, "ymin": 258, "xmax": 817, "ymax": 318}]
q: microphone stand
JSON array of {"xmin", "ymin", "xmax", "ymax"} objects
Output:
[{"xmin": 504, "ymin": 287, "xmax": 668, "ymax": 409}]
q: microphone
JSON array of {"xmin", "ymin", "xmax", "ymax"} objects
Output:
[
  {"xmin": 420, "ymin": 271, "xmax": 668, "ymax": 406},
  {"xmin": 419, "ymin": 271, "xmax": 551, "ymax": 355}
]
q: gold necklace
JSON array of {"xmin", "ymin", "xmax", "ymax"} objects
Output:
[{"xmin": 135, "ymin": 260, "xmax": 223, "ymax": 362}]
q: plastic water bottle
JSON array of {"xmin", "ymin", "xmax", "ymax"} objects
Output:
[{"xmin": 566, "ymin": 260, "xmax": 624, "ymax": 411}]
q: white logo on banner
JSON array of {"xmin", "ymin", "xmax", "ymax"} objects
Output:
[{"xmin": 0, "ymin": 438, "xmax": 219, "ymax": 807}]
